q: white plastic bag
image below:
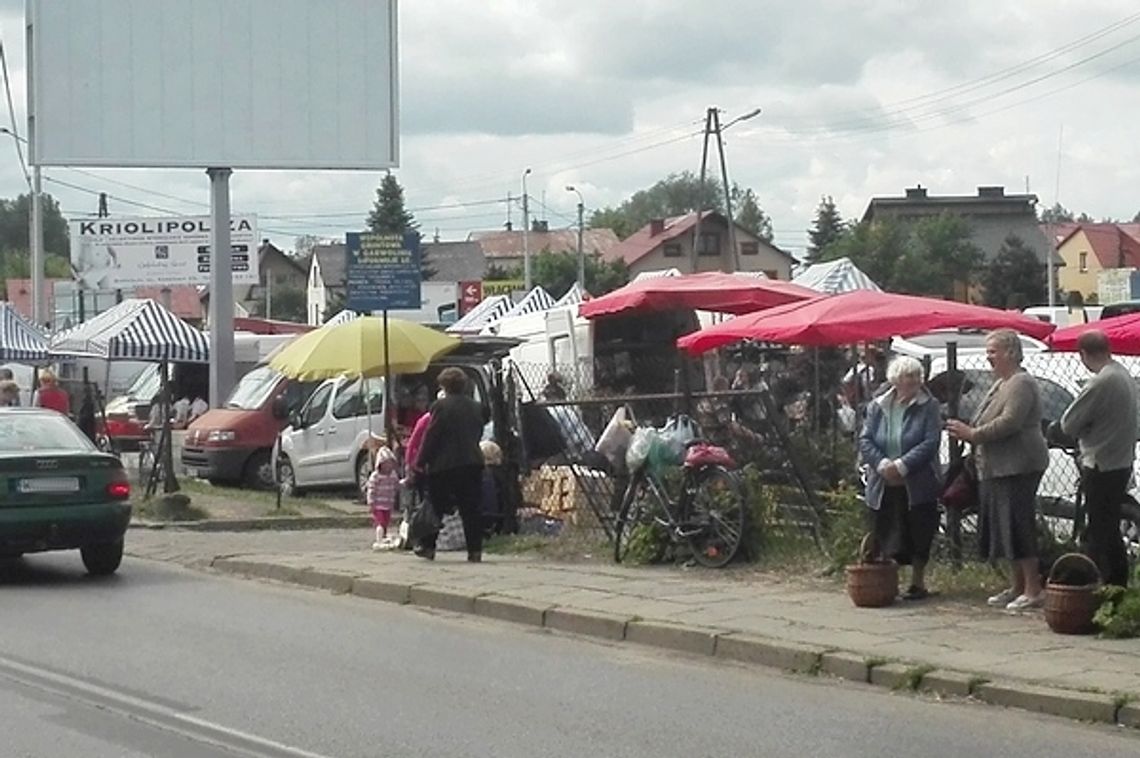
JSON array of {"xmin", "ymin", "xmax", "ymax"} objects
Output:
[
  {"xmin": 658, "ymin": 414, "xmax": 699, "ymax": 462},
  {"xmin": 595, "ymin": 406, "xmax": 633, "ymax": 465},
  {"xmin": 626, "ymin": 427, "xmax": 656, "ymax": 472}
]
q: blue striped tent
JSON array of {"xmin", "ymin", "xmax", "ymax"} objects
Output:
[
  {"xmin": 0, "ymin": 301, "xmax": 50, "ymax": 363},
  {"xmin": 50, "ymin": 298, "xmax": 210, "ymax": 363},
  {"xmin": 446, "ymin": 295, "xmax": 512, "ymax": 334}
]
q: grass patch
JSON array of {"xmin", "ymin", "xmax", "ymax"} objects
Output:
[
  {"xmin": 1113, "ymin": 692, "xmax": 1137, "ymax": 709},
  {"xmin": 482, "ymin": 531, "xmax": 610, "ymax": 562},
  {"xmin": 134, "ymin": 492, "xmax": 209, "ymax": 522},
  {"xmin": 264, "ymin": 505, "xmax": 304, "ymax": 518},
  {"xmin": 902, "ymin": 664, "xmax": 936, "ymax": 691}
]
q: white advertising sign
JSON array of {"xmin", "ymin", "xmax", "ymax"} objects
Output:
[
  {"xmin": 28, "ymin": 0, "xmax": 399, "ymax": 169},
  {"xmin": 69, "ymin": 215, "xmax": 261, "ymax": 289}
]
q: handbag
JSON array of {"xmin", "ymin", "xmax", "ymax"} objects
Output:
[{"xmin": 940, "ymin": 452, "xmax": 978, "ymax": 513}]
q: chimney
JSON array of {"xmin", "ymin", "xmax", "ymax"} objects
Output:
[
  {"xmin": 649, "ymin": 218, "xmax": 666, "ymax": 236},
  {"xmin": 532, "ymin": 219, "xmax": 549, "ymax": 233},
  {"xmin": 904, "ymin": 185, "xmax": 927, "ymax": 200},
  {"xmin": 977, "ymin": 185, "xmax": 1005, "ymax": 198}
]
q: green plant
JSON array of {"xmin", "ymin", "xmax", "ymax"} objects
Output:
[
  {"xmin": 821, "ymin": 486, "xmax": 867, "ymax": 572},
  {"xmin": 1094, "ymin": 569, "xmax": 1140, "ymax": 638},
  {"xmin": 902, "ymin": 664, "xmax": 935, "ymax": 691},
  {"xmin": 623, "ymin": 521, "xmax": 671, "ymax": 565}
]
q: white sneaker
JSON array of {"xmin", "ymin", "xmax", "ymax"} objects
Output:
[
  {"xmin": 987, "ymin": 588, "xmax": 1018, "ymax": 607},
  {"xmin": 1005, "ymin": 593, "xmax": 1044, "ymax": 611}
]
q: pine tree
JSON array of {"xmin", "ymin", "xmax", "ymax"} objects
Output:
[
  {"xmin": 366, "ymin": 172, "xmax": 434, "ymax": 279},
  {"xmin": 732, "ymin": 186, "xmax": 773, "ymax": 242},
  {"xmin": 806, "ymin": 196, "xmax": 845, "ymax": 263},
  {"xmin": 980, "ymin": 235, "xmax": 1046, "ymax": 308}
]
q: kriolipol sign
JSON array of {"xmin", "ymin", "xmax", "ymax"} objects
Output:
[
  {"xmin": 345, "ymin": 231, "xmax": 422, "ymax": 311},
  {"xmin": 69, "ymin": 215, "xmax": 260, "ymax": 290}
]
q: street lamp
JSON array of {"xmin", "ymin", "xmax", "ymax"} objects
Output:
[
  {"xmin": 1, "ymin": 126, "xmax": 44, "ymax": 326},
  {"xmin": 565, "ymin": 186, "xmax": 585, "ymax": 291},
  {"xmin": 692, "ymin": 106, "xmax": 763, "ymax": 273},
  {"xmin": 522, "ymin": 168, "xmax": 532, "ymax": 290}
]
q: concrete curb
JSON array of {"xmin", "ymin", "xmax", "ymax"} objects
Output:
[
  {"xmin": 209, "ymin": 557, "xmax": 1140, "ymax": 731},
  {"xmin": 131, "ymin": 515, "xmax": 372, "ymax": 532}
]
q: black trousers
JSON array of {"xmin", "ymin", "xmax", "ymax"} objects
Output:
[
  {"xmin": 423, "ymin": 465, "xmax": 485, "ymax": 555},
  {"xmin": 1082, "ymin": 467, "xmax": 1131, "ymax": 587}
]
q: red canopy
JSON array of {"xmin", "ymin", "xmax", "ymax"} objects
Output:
[
  {"xmin": 1047, "ymin": 313, "xmax": 1140, "ymax": 355},
  {"xmin": 677, "ymin": 290, "xmax": 1056, "ymax": 354},
  {"xmin": 578, "ymin": 272, "xmax": 817, "ymax": 320}
]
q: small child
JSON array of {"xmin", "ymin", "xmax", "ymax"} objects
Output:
[
  {"xmin": 479, "ymin": 440, "xmax": 504, "ymax": 536},
  {"xmin": 366, "ymin": 446, "xmax": 399, "ymax": 551}
]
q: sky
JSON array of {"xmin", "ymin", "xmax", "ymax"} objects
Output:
[{"xmin": 2, "ymin": 0, "xmax": 1140, "ymax": 262}]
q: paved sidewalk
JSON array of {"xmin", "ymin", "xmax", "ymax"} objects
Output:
[{"xmin": 126, "ymin": 529, "xmax": 1140, "ymax": 729}]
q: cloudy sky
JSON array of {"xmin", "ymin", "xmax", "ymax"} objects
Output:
[{"xmin": 2, "ymin": 0, "xmax": 1140, "ymax": 260}]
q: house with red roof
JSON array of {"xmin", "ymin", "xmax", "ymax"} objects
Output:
[
  {"xmin": 604, "ymin": 211, "xmax": 795, "ymax": 279},
  {"xmin": 1055, "ymin": 223, "xmax": 1140, "ymax": 302}
]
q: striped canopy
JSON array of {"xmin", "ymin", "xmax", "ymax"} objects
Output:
[
  {"xmin": 51, "ymin": 298, "xmax": 210, "ymax": 363},
  {"xmin": 0, "ymin": 301, "xmax": 49, "ymax": 363},
  {"xmin": 793, "ymin": 257, "xmax": 881, "ymax": 295},
  {"xmin": 322, "ymin": 309, "xmax": 361, "ymax": 327},
  {"xmin": 446, "ymin": 295, "xmax": 512, "ymax": 334}
]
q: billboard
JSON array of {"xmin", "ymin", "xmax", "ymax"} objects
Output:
[
  {"xmin": 70, "ymin": 215, "xmax": 261, "ymax": 290},
  {"xmin": 345, "ymin": 231, "xmax": 422, "ymax": 311},
  {"xmin": 28, "ymin": 1, "xmax": 399, "ymax": 169}
]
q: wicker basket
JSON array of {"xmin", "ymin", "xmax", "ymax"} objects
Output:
[
  {"xmin": 845, "ymin": 534, "xmax": 899, "ymax": 608},
  {"xmin": 1044, "ymin": 553, "xmax": 1102, "ymax": 635}
]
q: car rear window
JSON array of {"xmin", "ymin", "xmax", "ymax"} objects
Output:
[{"xmin": 0, "ymin": 414, "xmax": 96, "ymax": 453}]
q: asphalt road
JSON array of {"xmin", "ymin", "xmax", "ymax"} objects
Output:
[{"xmin": 2, "ymin": 553, "xmax": 1137, "ymax": 758}]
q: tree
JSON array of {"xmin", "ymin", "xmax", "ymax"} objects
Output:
[
  {"xmin": 589, "ymin": 171, "xmax": 725, "ymax": 239},
  {"xmin": 806, "ymin": 196, "xmax": 845, "ymax": 263},
  {"xmin": 0, "ymin": 192, "xmax": 71, "ymax": 281},
  {"xmin": 365, "ymin": 172, "xmax": 435, "ymax": 279},
  {"xmin": 1133, "ymin": 210, "xmax": 1140, "ymax": 223},
  {"xmin": 731, "ymin": 186, "xmax": 773, "ymax": 242},
  {"xmin": 531, "ymin": 249, "xmax": 629, "ymax": 297},
  {"xmin": 258, "ymin": 286, "xmax": 307, "ymax": 323},
  {"xmin": 980, "ymin": 235, "xmax": 1046, "ymax": 308},
  {"xmin": 292, "ymin": 234, "xmax": 327, "ymax": 259},
  {"xmin": 1039, "ymin": 202, "xmax": 1075, "ymax": 224},
  {"xmin": 484, "ymin": 263, "xmax": 520, "ymax": 281}
]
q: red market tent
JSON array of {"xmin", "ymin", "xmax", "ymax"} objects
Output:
[
  {"xmin": 578, "ymin": 272, "xmax": 817, "ymax": 319},
  {"xmin": 1047, "ymin": 312, "xmax": 1140, "ymax": 355},
  {"xmin": 677, "ymin": 289, "xmax": 1056, "ymax": 354}
]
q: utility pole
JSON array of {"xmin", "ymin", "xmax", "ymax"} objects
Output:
[
  {"xmin": 691, "ymin": 107, "xmax": 762, "ymax": 274},
  {"xmin": 566, "ymin": 185, "xmax": 585, "ymax": 290},
  {"xmin": 522, "ymin": 168, "xmax": 532, "ymax": 290}
]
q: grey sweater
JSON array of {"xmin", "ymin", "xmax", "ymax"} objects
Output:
[
  {"xmin": 1060, "ymin": 360, "xmax": 1138, "ymax": 471},
  {"xmin": 971, "ymin": 371, "xmax": 1050, "ymax": 481}
]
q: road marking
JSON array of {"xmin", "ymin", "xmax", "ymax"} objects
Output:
[{"xmin": 0, "ymin": 655, "xmax": 333, "ymax": 758}]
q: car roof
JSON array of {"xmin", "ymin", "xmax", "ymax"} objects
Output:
[{"xmin": 892, "ymin": 330, "xmax": 1047, "ymax": 358}]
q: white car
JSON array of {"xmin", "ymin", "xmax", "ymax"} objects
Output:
[{"xmin": 891, "ymin": 329, "xmax": 1047, "ymax": 362}]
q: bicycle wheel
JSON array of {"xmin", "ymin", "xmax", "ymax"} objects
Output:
[
  {"xmin": 137, "ymin": 446, "xmax": 155, "ymax": 488},
  {"xmin": 686, "ymin": 466, "xmax": 745, "ymax": 568},
  {"xmin": 613, "ymin": 470, "xmax": 668, "ymax": 565},
  {"xmin": 1121, "ymin": 499, "xmax": 1140, "ymax": 565}
]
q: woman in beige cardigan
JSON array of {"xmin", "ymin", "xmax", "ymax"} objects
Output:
[{"xmin": 945, "ymin": 329, "xmax": 1050, "ymax": 611}]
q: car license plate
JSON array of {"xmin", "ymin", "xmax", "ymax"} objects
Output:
[{"xmin": 18, "ymin": 477, "xmax": 80, "ymax": 494}]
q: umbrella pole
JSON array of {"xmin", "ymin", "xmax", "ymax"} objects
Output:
[{"xmin": 383, "ymin": 309, "xmax": 394, "ymax": 446}]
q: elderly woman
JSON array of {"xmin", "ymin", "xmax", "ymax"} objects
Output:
[
  {"xmin": 946, "ymin": 329, "xmax": 1050, "ymax": 610},
  {"xmin": 859, "ymin": 356, "xmax": 942, "ymax": 600}
]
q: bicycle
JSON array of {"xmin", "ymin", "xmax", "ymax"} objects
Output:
[{"xmin": 613, "ymin": 438, "xmax": 746, "ymax": 569}]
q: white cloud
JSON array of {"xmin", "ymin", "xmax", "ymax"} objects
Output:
[{"xmin": 0, "ymin": 0, "xmax": 1138, "ymax": 257}]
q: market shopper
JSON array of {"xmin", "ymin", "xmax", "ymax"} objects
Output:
[
  {"xmin": 1058, "ymin": 330, "xmax": 1138, "ymax": 587},
  {"xmin": 858, "ymin": 356, "xmax": 942, "ymax": 600},
  {"xmin": 946, "ymin": 329, "xmax": 1050, "ymax": 611},
  {"xmin": 34, "ymin": 370, "xmax": 71, "ymax": 415},
  {"xmin": 413, "ymin": 368, "xmax": 487, "ymax": 563}
]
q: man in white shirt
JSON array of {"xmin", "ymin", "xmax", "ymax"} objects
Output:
[{"xmin": 189, "ymin": 396, "xmax": 209, "ymax": 422}]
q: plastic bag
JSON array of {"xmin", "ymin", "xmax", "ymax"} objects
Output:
[
  {"xmin": 658, "ymin": 414, "xmax": 699, "ymax": 463},
  {"xmin": 626, "ymin": 427, "xmax": 656, "ymax": 472},
  {"xmin": 595, "ymin": 406, "xmax": 633, "ymax": 466}
]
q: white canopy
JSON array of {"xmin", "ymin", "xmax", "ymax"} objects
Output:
[
  {"xmin": 50, "ymin": 298, "xmax": 210, "ymax": 363},
  {"xmin": 793, "ymin": 257, "xmax": 881, "ymax": 294},
  {"xmin": 0, "ymin": 301, "xmax": 50, "ymax": 364}
]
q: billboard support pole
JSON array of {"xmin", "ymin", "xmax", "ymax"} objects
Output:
[{"xmin": 207, "ymin": 167, "xmax": 235, "ymax": 409}]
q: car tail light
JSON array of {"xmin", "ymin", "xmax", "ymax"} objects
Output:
[{"xmin": 106, "ymin": 479, "xmax": 131, "ymax": 500}]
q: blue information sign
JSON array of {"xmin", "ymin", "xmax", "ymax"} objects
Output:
[{"xmin": 345, "ymin": 231, "xmax": 422, "ymax": 311}]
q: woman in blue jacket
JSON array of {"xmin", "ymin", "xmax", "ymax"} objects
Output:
[{"xmin": 859, "ymin": 356, "xmax": 943, "ymax": 600}]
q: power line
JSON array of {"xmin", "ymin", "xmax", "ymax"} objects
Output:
[{"xmin": 0, "ymin": 41, "xmax": 30, "ymax": 190}]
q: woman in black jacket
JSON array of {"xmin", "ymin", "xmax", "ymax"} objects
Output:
[{"xmin": 414, "ymin": 367, "xmax": 487, "ymax": 562}]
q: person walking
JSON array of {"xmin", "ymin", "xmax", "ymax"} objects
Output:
[
  {"xmin": 414, "ymin": 368, "xmax": 488, "ymax": 563},
  {"xmin": 34, "ymin": 369, "xmax": 71, "ymax": 416},
  {"xmin": 1058, "ymin": 330, "xmax": 1138, "ymax": 587},
  {"xmin": 859, "ymin": 356, "xmax": 943, "ymax": 600},
  {"xmin": 946, "ymin": 329, "xmax": 1050, "ymax": 611}
]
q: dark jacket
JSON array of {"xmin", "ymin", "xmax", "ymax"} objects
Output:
[
  {"xmin": 859, "ymin": 386, "xmax": 942, "ymax": 510},
  {"xmin": 417, "ymin": 394, "xmax": 485, "ymax": 474}
]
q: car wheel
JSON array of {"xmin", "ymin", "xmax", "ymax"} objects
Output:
[
  {"xmin": 356, "ymin": 452, "xmax": 372, "ymax": 502},
  {"xmin": 278, "ymin": 455, "xmax": 302, "ymax": 497},
  {"xmin": 81, "ymin": 540, "xmax": 124, "ymax": 576},
  {"xmin": 243, "ymin": 450, "xmax": 275, "ymax": 490}
]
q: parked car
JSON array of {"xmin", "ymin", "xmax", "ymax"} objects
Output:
[
  {"xmin": 275, "ymin": 337, "xmax": 520, "ymax": 497},
  {"xmin": 1100, "ymin": 301, "xmax": 1140, "ymax": 321},
  {"xmin": 181, "ymin": 366, "xmax": 320, "ymax": 488},
  {"xmin": 0, "ymin": 407, "xmax": 131, "ymax": 575},
  {"xmin": 891, "ymin": 329, "xmax": 1047, "ymax": 362}
]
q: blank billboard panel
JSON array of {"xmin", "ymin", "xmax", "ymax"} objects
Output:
[{"xmin": 29, "ymin": 0, "xmax": 399, "ymax": 169}]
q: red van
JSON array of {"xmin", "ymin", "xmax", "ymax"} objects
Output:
[{"xmin": 181, "ymin": 366, "xmax": 318, "ymax": 488}]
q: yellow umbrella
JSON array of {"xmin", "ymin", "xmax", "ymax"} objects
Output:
[{"xmin": 269, "ymin": 316, "xmax": 460, "ymax": 380}]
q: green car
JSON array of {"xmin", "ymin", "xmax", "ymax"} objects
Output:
[{"xmin": 0, "ymin": 407, "xmax": 132, "ymax": 575}]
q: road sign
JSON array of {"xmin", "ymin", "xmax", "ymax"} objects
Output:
[
  {"xmin": 459, "ymin": 280, "xmax": 483, "ymax": 315},
  {"xmin": 345, "ymin": 231, "xmax": 422, "ymax": 311}
]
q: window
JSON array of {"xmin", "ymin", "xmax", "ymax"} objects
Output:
[
  {"xmin": 663, "ymin": 242, "xmax": 682, "ymax": 258},
  {"xmin": 332, "ymin": 377, "xmax": 363, "ymax": 419},
  {"xmin": 1079, "ymin": 252, "xmax": 1088, "ymax": 273},
  {"xmin": 301, "ymin": 382, "xmax": 334, "ymax": 427},
  {"xmin": 741, "ymin": 241, "xmax": 760, "ymax": 256},
  {"xmin": 698, "ymin": 232, "xmax": 719, "ymax": 256}
]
